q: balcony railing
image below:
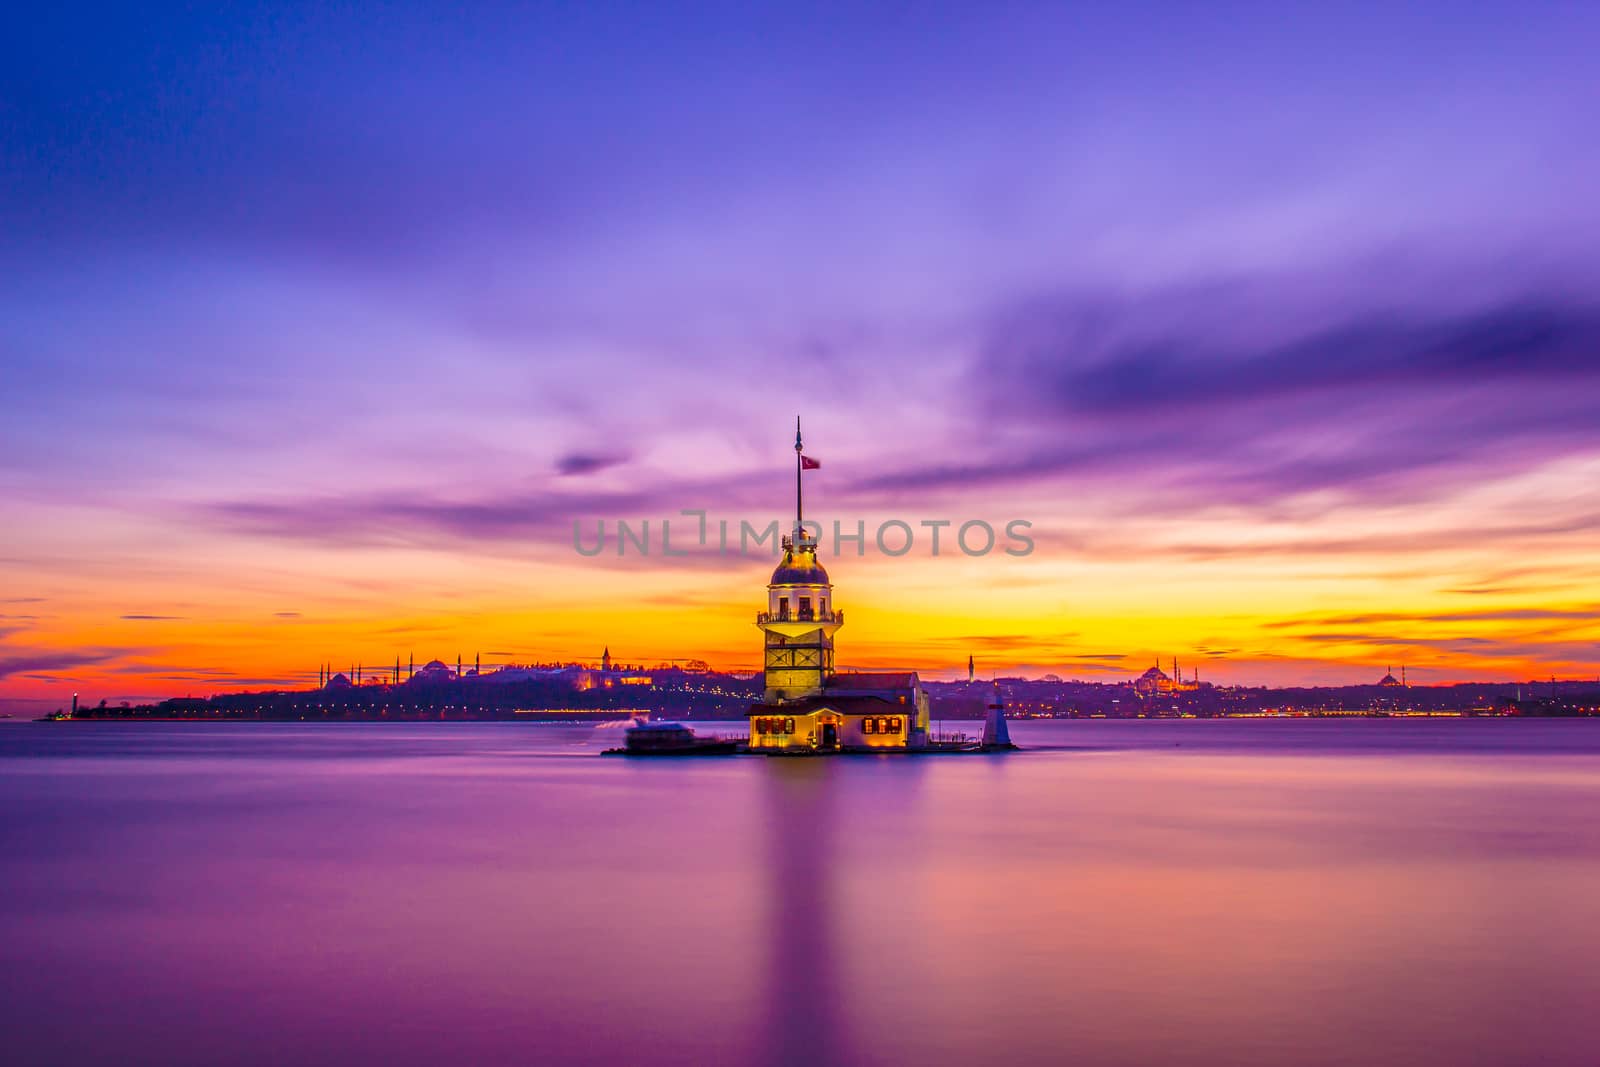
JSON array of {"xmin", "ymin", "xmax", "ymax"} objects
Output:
[{"xmin": 756, "ymin": 608, "xmax": 843, "ymax": 626}]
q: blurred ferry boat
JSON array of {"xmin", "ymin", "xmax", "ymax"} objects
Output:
[{"xmin": 605, "ymin": 721, "xmax": 741, "ymax": 756}]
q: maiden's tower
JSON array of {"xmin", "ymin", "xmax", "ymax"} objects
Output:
[{"xmin": 747, "ymin": 420, "xmax": 931, "ymax": 752}]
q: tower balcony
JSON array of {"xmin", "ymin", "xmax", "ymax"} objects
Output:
[
  {"xmin": 756, "ymin": 607, "xmax": 844, "ymax": 638},
  {"xmin": 757, "ymin": 608, "xmax": 843, "ymax": 626}
]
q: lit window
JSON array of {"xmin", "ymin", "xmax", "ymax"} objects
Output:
[
  {"xmin": 891, "ymin": 718, "xmax": 902, "ymax": 732},
  {"xmin": 864, "ymin": 717, "xmax": 875, "ymax": 734},
  {"xmin": 785, "ymin": 718, "xmax": 795, "ymax": 734}
]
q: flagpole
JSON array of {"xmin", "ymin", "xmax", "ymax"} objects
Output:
[{"xmin": 794, "ymin": 415, "xmax": 803, "ymax": 537}]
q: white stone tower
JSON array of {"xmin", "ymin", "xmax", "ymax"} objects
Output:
[{"xmin": 757, "ymin": 418, "xmax": 841, "ymax": 703}]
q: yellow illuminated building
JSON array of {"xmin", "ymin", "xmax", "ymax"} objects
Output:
[{"xmin": 756, "ymin": 526, "xmax": 840, "ymax": 702}]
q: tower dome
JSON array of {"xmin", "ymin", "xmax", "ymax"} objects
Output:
[{"xmin": 770, "ymin": 537, "xmax": 830, "ymax": 586}]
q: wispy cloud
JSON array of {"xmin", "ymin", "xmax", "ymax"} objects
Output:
[
  {"xmin": 1268, "ymin": 606, "xmax": 1600, "ymax": 629},
  {"xmin": 555, "ymin": 452, "xmax": 629, "ymax": 476},
  {"xmin": 1287, "ymin": 632, "xmax": 1599, "ymax": 665},
  {"xmin": 0, "ymin": 649, "xmax": 128, "ymax": 680},
  {"xmin": 854, "ymin": 295, "xmax": 1600, "ymax": 513}
]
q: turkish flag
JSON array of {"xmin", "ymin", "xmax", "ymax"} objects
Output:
[{"xmin": 800, "ymin": 455, "xmax": 821, "ymax": 470}]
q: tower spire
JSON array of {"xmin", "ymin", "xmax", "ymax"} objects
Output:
[{"xmin": 795, "ymin": 415, "xmax": 804, "ymax": 536}]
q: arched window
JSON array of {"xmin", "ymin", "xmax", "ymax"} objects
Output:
[{"xmin": 864, "ymin": 717, "xmax": 875, "ymax": 734}]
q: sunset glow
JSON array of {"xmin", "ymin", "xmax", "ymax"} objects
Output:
[{"xmin": 4, "ymin": 4, "xmax": 1600, "ymax": 712}]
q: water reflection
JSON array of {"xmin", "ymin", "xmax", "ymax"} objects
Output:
[{"xmin": 761, "ymin": 760, "xmax": 847, "ymax": 1066}]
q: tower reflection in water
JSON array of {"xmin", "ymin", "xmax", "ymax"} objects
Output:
[{"xmin": 760, "ymin": 759, "xmax": 849, "ymax": 1067}]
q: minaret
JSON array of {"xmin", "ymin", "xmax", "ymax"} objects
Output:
[
  {"xmin": 602, "ymin": 647, "xmax": 611, "ymax": 672},
  {"xmin": 968, "ymin": 654, "xmax": 975, "ymax": 684},
  {"xmin": 757, "ymin": 418, "xmax": 841, "ymax": 703}
]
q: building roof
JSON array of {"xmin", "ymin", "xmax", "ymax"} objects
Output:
[
  {"xmin": 749, "ymin": 694, "xmax": 906, "ymax": 716},
  {"xmin": 827, "ymin": 671, "xmax": 918, "ymax": 690}
]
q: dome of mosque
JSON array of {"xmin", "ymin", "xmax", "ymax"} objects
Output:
[{"xmin": 414, "ymin": 659, "xmax": 456, "ymax": 682}]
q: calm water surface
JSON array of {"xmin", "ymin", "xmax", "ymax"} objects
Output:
[{"xmin": 3, "ymin": 719, "xmax": 1598, "ymax": 1066}]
